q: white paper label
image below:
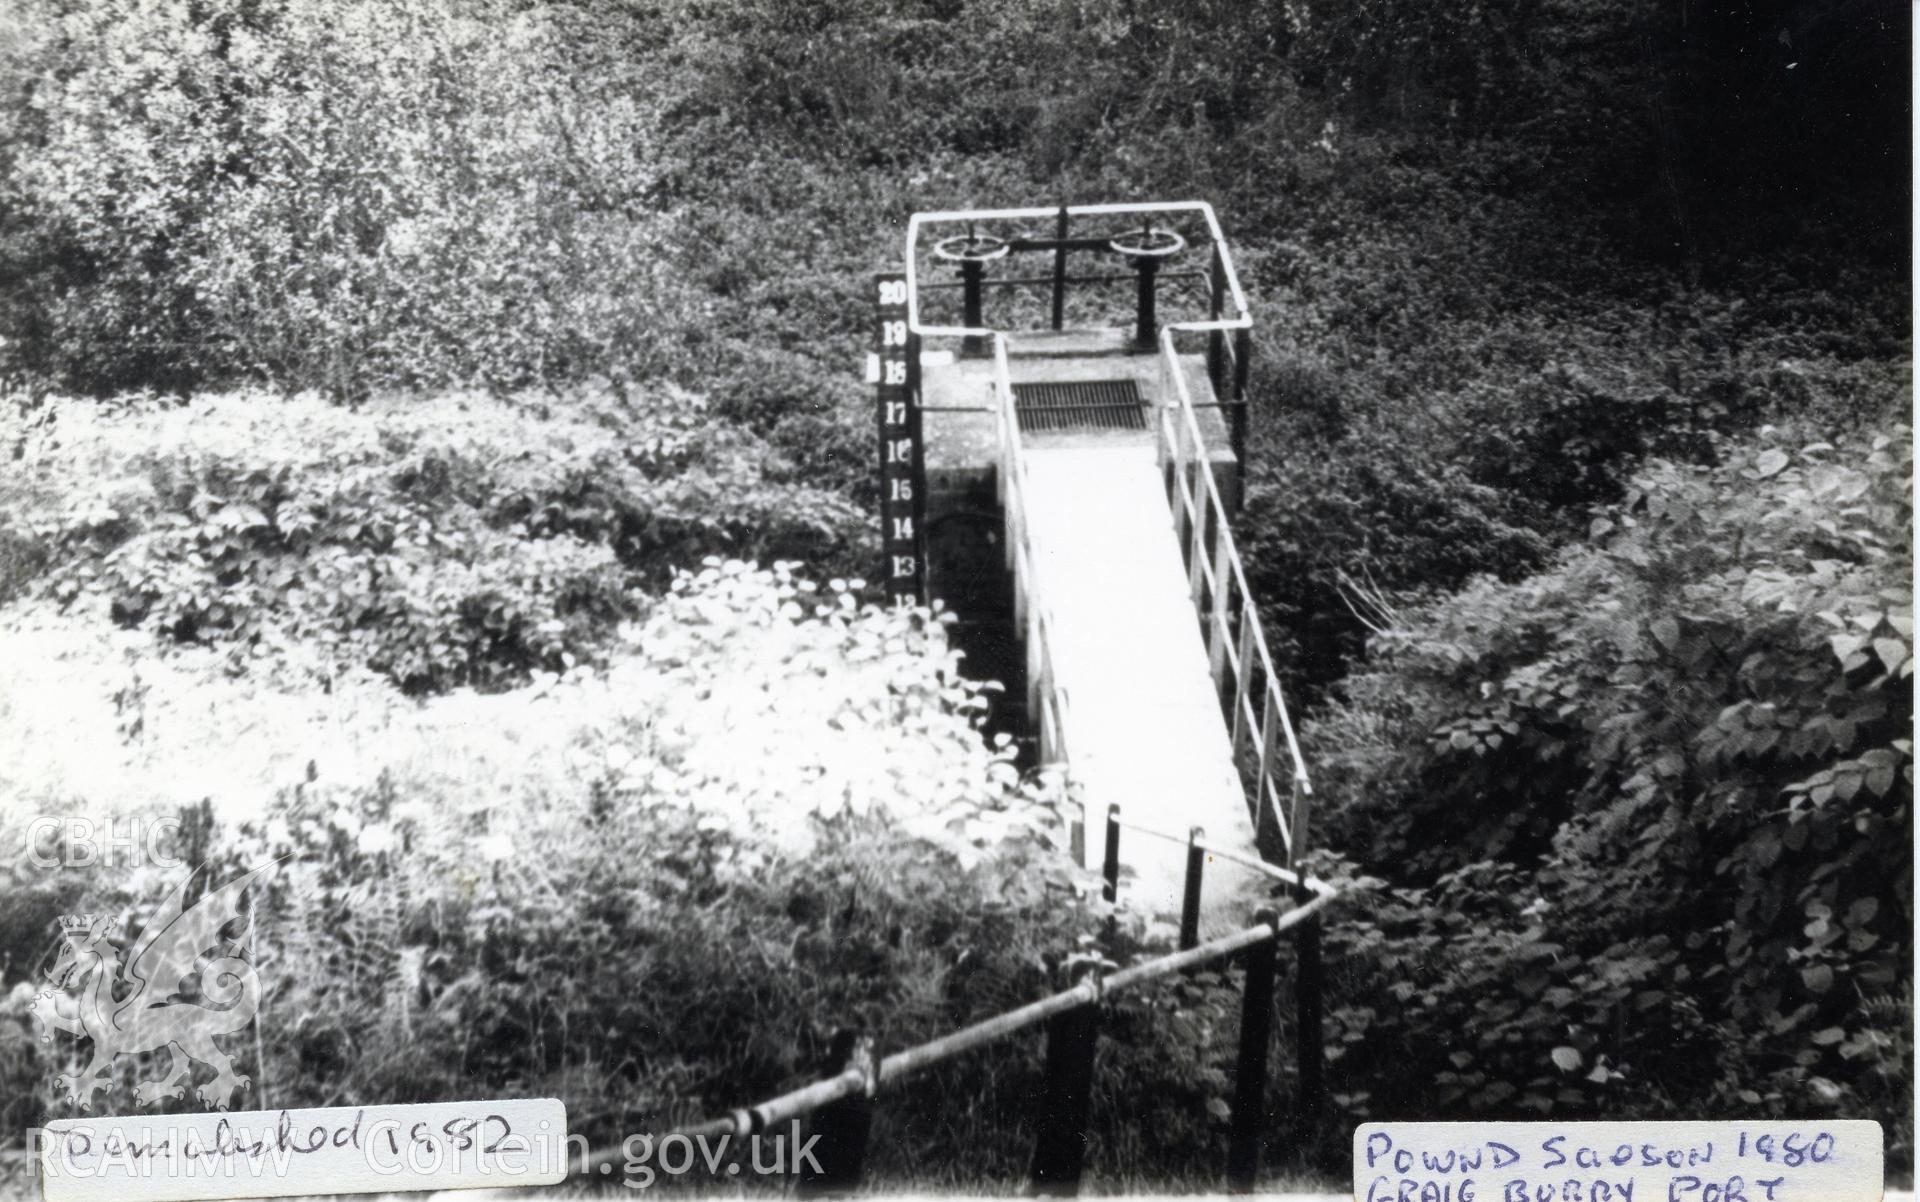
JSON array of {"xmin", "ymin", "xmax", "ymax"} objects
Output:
[
  {"xmin": 37, "ymin": 1097, "xmax": 568, "ymax": 1202},
  {"xmin": 1354, "ymin": 1120, "xmax": 1883, "ymax": 1202}
]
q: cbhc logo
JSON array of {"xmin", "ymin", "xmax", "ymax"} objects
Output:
[{"xmin": 24, "ymin": 816, "xmax": 184, "ymax": 868}]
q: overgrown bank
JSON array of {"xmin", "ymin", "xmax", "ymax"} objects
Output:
[
  {"xmin": 4, "ymin": 562, "xmax": 1318, "ymax": 1193},
  {"xmin": 1307, "ymin": 423, "xmax": 1911, "ymax": 1145}
]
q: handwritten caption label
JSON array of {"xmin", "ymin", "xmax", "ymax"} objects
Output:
[
  {"xmin": 1354, "ymin": 1120, "xmax": 1882, "ymax": 1202},
  {"xmin": 37, "ymin": 1097, "xmax": 567, "ymax": 1202}
]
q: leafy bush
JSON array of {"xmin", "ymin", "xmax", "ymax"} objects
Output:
[
  {"xmin": 2, "ymin": 389, "xmax": 868, "ymax": 693},
  {"xmin": 1302, "ymin": 423, "xmax": 1912, "ymax": 1164}
]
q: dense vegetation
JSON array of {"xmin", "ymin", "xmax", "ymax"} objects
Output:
[
  {"xmin": 0, "ymin": 0, "xmax": 1909, "ymax": 1188},
  {"xmin": 3, "ymin": 390, "xmax": 866, "ymax": 691},
  {"xmin": 1311, "ymin": 424, "xmax": 1911, "ymax": 1134}
]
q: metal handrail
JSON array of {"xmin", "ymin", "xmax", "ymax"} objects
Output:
[
  {"xmin": 990, "ymin": 334, "xmax": 1071, "ymax": 763},
  {"xmin": 1153, "ymin": 325, "xmax": 1314, "ymax": 867}
]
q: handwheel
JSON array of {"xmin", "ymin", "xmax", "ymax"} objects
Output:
[
  {"xmin": 931, "ymin": 231, "xmax": 1011, "ymax": 263},
  {"xmin": 1108, "ymin": 225, "xmax": 1187, "ymax": 259}
]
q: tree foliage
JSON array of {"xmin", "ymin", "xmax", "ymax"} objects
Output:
[
  {"xmin": 1307, "ymin": 423, "xmax": 1912, "ymax": 1156},
  {"xmin": 0, "ymin": 0, "xmax": 693, "ymax": 394}
]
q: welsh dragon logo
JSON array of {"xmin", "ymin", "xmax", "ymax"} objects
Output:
[{"xmin": 28, "ymin": 861, "xmax": 276, "ymax": 1111}]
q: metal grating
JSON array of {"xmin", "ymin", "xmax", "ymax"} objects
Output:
[{"xmin": 1011, "ymin": 379, "xmax": 1147, "ymax": 433}]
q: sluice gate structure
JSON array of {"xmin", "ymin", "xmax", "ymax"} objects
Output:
[{"xmin": 881, "ymin": 201, "xmax": 1315, "ymax": 932}]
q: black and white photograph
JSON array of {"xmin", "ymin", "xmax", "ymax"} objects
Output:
[{"xmin": 0, "ymin": 0, "xmax": 1910, "ymax": 1198}]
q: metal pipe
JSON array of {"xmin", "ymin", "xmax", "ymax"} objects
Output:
[
  {"xmin": 1103, "ymin": 922, "xmax": 1275, "ymax": 993},
  {"xmin": 879, "ymin": 976, "xmax": 1099, "ymax": 1082},
  {"xmin": 752, "ymin": 1068, "xmax": 868, "ymax": 1131}
]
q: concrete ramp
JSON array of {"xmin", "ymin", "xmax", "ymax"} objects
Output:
[{"xmin": 1020, "ymin": 442, "xmax": 1271, "ymax": 929}]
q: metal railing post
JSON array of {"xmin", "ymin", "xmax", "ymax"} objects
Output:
[
  {"xmin": 1102, "ymin": 805, "xmax": 1121, "ymax": 904},
  {"xmin": 960, "ymin": 260, "xmax": 988, "ymax": 358},
  {"xmin": 1188, "ymin": 476, "xmax": 1209, "ymax": 606},
  {"xmin": 1030, "ymin": 964, "xmax": 1101, "ymax": 1196},
  {"xmin": 1258, "ymin": 695, "xmax": 1284, "ymax": 855},
  {"xmin": 1253, "ymin": 783, "xmax": 1279, "ymax": 860},
  {"xmin": 1230, "ymin": 327, "xmax": 1251, "ymax": 468},
  {"xmin": 1287, "ymin": 776, "xmax": 1312, "ymax": 876},
  {"xmin": 1051, "ymin": 206, "xmax": 1069, "ymax": 331},
  {"xmin": 1231, "ymin": 620, "xmax": 1257, "ymax": 759},
  {"xmin": 1209, "ymin": 537, "xmax": 1233, "ymax": 694},
  {"xmin": 1133, "ymin": 255, "xmax": 1161, "ymax": 350},
  {"xmin": 1026, "ymin": 612, "xmax": 1042, "ymax": 722},
  {"xmin": 1179, "ymin": 825, "xmax": 1206, "ymax": 953},
  {"xmin": 1206, "ymin": 248, "xmax": 1227, "ymax": 393},
  {"xmin": 1226, "ymin": 908, "xmax": 1279, "ymax": 1191},
  {"xmin": 799, "ymin": 1030, "xmax": 877, "ymax": 1198},
  {"xmin": 1294, "ymin": 884, "xmax": 1325, "ymax": 1130}
]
